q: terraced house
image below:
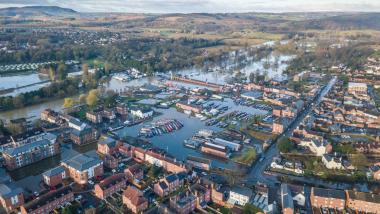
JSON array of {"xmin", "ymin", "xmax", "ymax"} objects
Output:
[
  {"xmin": 94, "ymin": 173, "xmax": 126, "ymax": 200},
  {"xmin": 20, "ymin": 186, "xmax": 74, "ymax": 214}
]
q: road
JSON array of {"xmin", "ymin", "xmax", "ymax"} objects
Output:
[{"xmin": 245, "ymin": 76, "xmax": 337, "ymax": 186}]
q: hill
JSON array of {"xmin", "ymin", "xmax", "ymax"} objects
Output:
[{"xmin": 0, "ymin": 6, "xmax": 77, "ymax": 17}]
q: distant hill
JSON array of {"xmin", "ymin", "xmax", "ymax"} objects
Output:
[
  {"xmin": 293, "ymin": 13, "xmax": 380, "ymax": 30},
  {"xmin": 0, "ymin": 6, "xmax": 77, "ymax": 17}
]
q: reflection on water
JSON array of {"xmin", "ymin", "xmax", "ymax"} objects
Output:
[
  {"xmin": 0, "ymin": 98, "xmax": 65, "ymax": 120},
  {"xmin": 9, "ymin": 155, "xmax": 61, "ymax": 181},
  {"xmin": 116, "ymin": 99, "xmax": 267, "ymax": 170},
  {"xmin": 177, "ymin": 53, "xmax": 294, "ymax": 85},
  {"xmin": 0, "ymin": 71, "xmax": 48, "ymax": 89},
  {"xmin": 0, "ymin": 71, "xmax": 50, "ymax": 97}
]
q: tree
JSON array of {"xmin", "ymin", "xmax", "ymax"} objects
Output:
[
  {"xmin": 79, "ymin": 94, "xmax": 87, "ymax": 104},
  {"xmin": 104, "ymin": 63, "xmax": 111, "ymax": 75},
  {"xmin": 349, "ymin": 153, "xmax": 368, "ymax": 169},
  {"xmin": 243, "ymin": 204, "xmax": 262, "ymax": 214},
  {"xmin": 277, "ymin": 137, "xmax": 294, "ymax": 153},
  {"xmin": 48, "ymin": 66, "xmax": 56, "ymax": 81},
  {"xmin": 86, "ymin": 89, "xmax": 99, "ymax": 108},
  {"xmin": 63, "ymin": 98, "xmax": 74, "ymax": 108},
  {"xmin": 56, "ymin": 62, "xmax": 67, "ymax": 81},
  {"xmin": 104, "ymin": 90, "xmax": 117, "ymax": 107},
  {"xmin": 13, "ymin": 94, "xmax": 25, "ymax": 108},
  {"xmin": 82, "ymin": 63, "xmax": 90, "ymax": 84}
]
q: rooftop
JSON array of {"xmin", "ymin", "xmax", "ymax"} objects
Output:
[
  {"xmin": 231, "ymin": 186, "xmax": 252, "ymax": 197},
  {"xmin": 0, "ymin": 182, "xmax": 23, "ymax": 198},
  {"xmin": 313, "ymin": 187, "xmax": 345, "ymax": 199},
  {"xmin": 98, "ymin": 173, "xmax": 125, "ymax": 190},
  {"xmin": 23, "ymin": 186, "xmax": 72, "ymax": 212},
  {"xmin": 123, "ymin": 186, "xmax": 147, "ymax": 206},
  {"xmin": 43, "ymin": 165, "xmax": 65, "ymax": 177},
  {"xmin": 61, "ymin": 154, "xmax": 102, "ymax": 172},
  {"xmin": 98, "ymin": 136, "xmax": 117, "ymax": 147},
  {"xmin": 347, "ymin": 190, "xmax": 380, "ymax": 203},
  {"xmin": 4, "ymin": 139, "xmax": 56, "ymax": 157}
]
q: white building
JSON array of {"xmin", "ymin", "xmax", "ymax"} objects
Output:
[
  {"xmin": 130, "ymin": 108, "xmax": 153, "ymax": 119},
  {"xmin": 68, "ymin": 118, "xmax": 87, "ymax": 131},
  {"xmin": 322, "ymin": 154, "xmax": 344, "ymax": 170},
  {"xmin": 145, "ymin": 153, "xmax": 163, "ymax": 167},
  {"xmin": 228, "ymin": 186, "xmax": 252, "ymax": 206},
  {"xmin": 299, "ymin": 139, "xmax": 329, "ymax": 157}
]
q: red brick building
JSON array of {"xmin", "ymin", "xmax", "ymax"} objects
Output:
[
  {"xmin": 97, "ymin": 137, "xmax": 119, "ymax": 155},
  {"xmin": 61, "ymin": 154, "xmax": 104, "ymax": 185},
  {"xmin": 176, "ymin": 102, "xmax": 203, "ymax": 113},
  {"xmin": 169, "ymin": 190, "xmax": 197, "ymax": 214},
  {"xmin": 116, "ymin": 103, "xmax": 128, "ymax": 116},
  {"xmin": 20, "ymin": 186, "xmax": 74, "ymax": 214},
  {"xmin": 310, "ymin": 187, "xmax": 346, "ymax": 210},
  {"xmin": 3, "ymin": 135, "xmax": 60, "ymax": 170},
  {"xmin": 0, "ymin": 182, "xmax": 24, "ymax": 213},
  {"xmin": 200, "ymin": 143, "xmax": 228, "ymax": 159},
  {"xmin": 191, "ymin": 183, "xmax": 211, "ymax": 209},
  {"xmin": 86, "ymin": 111, "xmax": 103, "ymax": 124},
  {"xmin": 125, "ymin": 164, "xmax": 144, "ymax": 182},
  {"xmin": 272, "ymin": 121, "xmax": 284, "ymax": 134},
  {"xmin": 186, "ymin": 156, "xmax": 211, "ymax": 171},
  {"xmin": 132, "ymin": 148, "xmax": 187, "ymax": 174},
  {"xmin": 70, "ymin": 126, "xmax": 99, "ymax": 146},
  {"xmin": 42, "ymin": 166, "xmax": 66, "ymax": 187},
  {"xmin": 154, "ymin": 173, "xmax": 186, "ymax": 197},
  {"xmin": 346, "ymin": 190, "xmax": 380, "ymax": 213},
  {"xmin": 94, "ymin": 173, "xmax": 126, "ymax": 200},
  {"xmin": 123, "ymin": 186, "xmax": 148, "ymax": 214},
  {"xmin": 102, "ymin": 154, "xmax": 118, "ymax": 169}
]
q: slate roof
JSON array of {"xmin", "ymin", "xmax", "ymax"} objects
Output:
[
  {"xmin": 98, "ymin": 137, "xmax": 117, "ymax": 147},
  {"xmin": 281, "ymin": 184, "xmax": 294, "ymax": 210},
  {"xmin": 313, "ymin": 187, "xmax": 345, "ymax": 199},
  {"xmin": 347, "ymin": 190, "xmax": 380, "ymax": 203},
  {"xmin": 62, "ymin": 154, "xmax": 102, "ymax": 172},
  {"xmin": 159, "ymin": 181, "xmax": 168, "ymax": 190},
  {"xmin": 0, "ymin": 182, "xmax": 23, "ymax": 198},
  {"xmin": 231, "ymin": 186, "xmax": 252, "ymax": 198},
  {"xmin": 4, "ymin": 139, "xmax": 54, "ymax": 157},
  {"xmin": 166, "ymin": 174, "xmax": 178, "ymax": 183},
  {"xmin": 43, "ymin": 166, "xmax": 65, "ymax": 177}
]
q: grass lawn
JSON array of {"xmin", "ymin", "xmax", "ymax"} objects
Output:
[
  {"xmin": 245, "ymin": 129, "xmax": 276, "ymax": 142},
  {"xmin": 232, "ymin": 147, "xmax": 257, "ymax": 165}
]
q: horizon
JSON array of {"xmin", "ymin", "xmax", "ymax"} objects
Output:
[{"xmin": 0, "ymin": 0, "xmax": 380, "ymax": 13}]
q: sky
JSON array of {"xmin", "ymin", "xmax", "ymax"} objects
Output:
[{"xmin": 0, "ymin": 0, "xmax": 379, "ymax": 13}]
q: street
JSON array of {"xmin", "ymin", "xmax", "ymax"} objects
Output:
[{"xmin": 245, "ymin": 76, "xmax": 337, "ymax": 186}]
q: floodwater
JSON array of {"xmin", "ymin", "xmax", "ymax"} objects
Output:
[
  {"xmin": 177, "ymin": 53, "xmax": 294, "ymax": 85},
  {"xmin": 0, "ymin": 71, "xmax": 50, "ymax": 97},
  {"xmin": 115, "ymin": 98, "xmax": 268, "ymax": 170},
  {"xmin": 0, "ymin": 43, "xmax": 289, "ymax": 193},
  {"xmin": 0, "ymin": 43, "xmax": 292, "ymax": 121}
]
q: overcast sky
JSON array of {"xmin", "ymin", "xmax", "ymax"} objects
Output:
[{"xmin": 0, "ymin": 0, "xmax": 379, "ymax": 13}]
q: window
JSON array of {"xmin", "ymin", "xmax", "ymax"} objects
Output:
[{"xmin": 10, "ymin": 195, "xmax": 18, "ymax": 205}]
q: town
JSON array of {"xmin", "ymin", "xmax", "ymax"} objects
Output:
[
  {"xmin": 1, "ymin": 3, "xmax": 380, "ymax": 214},
  {"xmin": 1, "ymin": 54, "xmax": 380, "ymax": 213}
]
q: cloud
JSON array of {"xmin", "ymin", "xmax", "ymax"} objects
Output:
[{"xmin": 0, "ymin": 0, "xmax": 379, "ymax": 13}]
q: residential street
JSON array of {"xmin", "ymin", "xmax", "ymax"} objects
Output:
[{"xmin": 245, "ymin": 76, "xmax": 337, "ymax": 186}]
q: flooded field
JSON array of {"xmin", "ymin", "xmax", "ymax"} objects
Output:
[{"xmin": 0, "ymin": 71, "xmax": 50, "ymax": 96}]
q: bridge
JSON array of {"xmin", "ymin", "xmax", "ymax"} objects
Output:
[
  {"xmin": 170, "ymin": 75, "xmax": 224, "ymax": 91},
  {"xmin": 0, "ymin": 80, "xmax": 50, "ymax": 95}
]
